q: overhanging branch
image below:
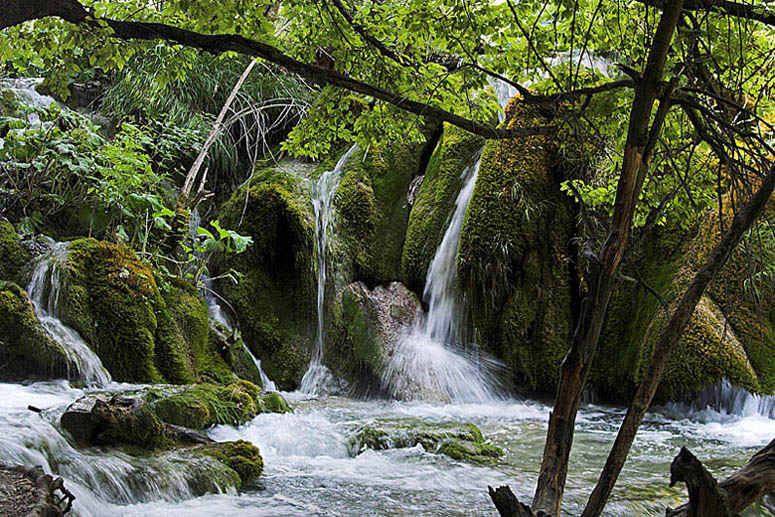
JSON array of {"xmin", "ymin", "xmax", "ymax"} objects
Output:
[{"xmin": 0, "ymin": 0, "xmax": 555, "ymax": 140}]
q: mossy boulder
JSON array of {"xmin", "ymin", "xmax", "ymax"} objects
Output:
[
  {"xmin": 402, "ymin": 125, "xmax": 484, "ymax": 293},
  {"xmin": 56, "ymin": 238, "xmax": 232, "ymax": 384},
  {"xmin": 327, "ymin": 281, "xmax": 422, "ymax": 394},
  {"xmin": 596, "ymin": 202, "xmax": 775, "ymax": 402},
  {"xmin": 347, "ymin": 419, "xmax": 501, "ymax": 464},
  {"xmin": 457, "ymin": 101, "xmax": 575, "ymax": 393},
  {"xmin": 61, "ymin": 394, "xmax": 168, "ymax": 449},
  {"xmin": 214, "ymin": 162, "xmax": 317, "ymax": 391},
  {"xmin": 0, "ymin": 281, "xmax": 69, "ymax": 380},
  {"xmin": 149, "ymin": 381, "xmax": 290, "ymax": 430},
  {"xmin": 333, "ymin": 141, "xmax": 428, "ymax": 287},
  {"xmin": 0, "ymin": 222, "xmax": 29, "ymax": 283},
  {"xmin": 200, "ymin": 440, "xmax": 263, "ymax": 488}
]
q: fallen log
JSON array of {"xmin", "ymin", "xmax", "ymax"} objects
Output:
[{"xmin": 668, "ymin": 438, "xmax": 775, "ymax": 516}]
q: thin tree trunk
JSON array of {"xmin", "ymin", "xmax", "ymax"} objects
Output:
[
  {"xmin": 181, "ymin": 57, "xmax": 259, "ymax": 201},
  {"xmin": 581, "ymin": 165, "xmax": 775, "ymax": 517},
  {"xmin": 531, "ymin": 2, "xmax": 684, "ymax": 514}
]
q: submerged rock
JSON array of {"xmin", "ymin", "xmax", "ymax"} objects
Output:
[
  {"xmin": 0, "ymin": 282, "xmax": 69, "ymax": 381},
  {"xmin": 347, "ymin": 419, "xmax": 502, "ymax": 464}
]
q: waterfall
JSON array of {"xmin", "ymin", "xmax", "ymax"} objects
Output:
[
  {"xmin": 27, "ymin": 242, "xmax": 111, "ymax": 386},
  {"xmin": 382, "ymin": 153, "xmax": 504, "ymax": 403},
  {"xmin": 0, "ymin": 78, "xmax": 59, "ymax": 149},
  {"xmin": 680, "ymin": 380, "xmax": 775, "ymax": 419},
  {"xmin": 300, "ymin": 144, "xmax": 359, "ymax": 395}
]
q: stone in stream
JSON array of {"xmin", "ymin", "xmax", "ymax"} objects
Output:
[
  {"xmin": 347, "ymin": 419, "xmax": 502, "ymax": 464},
  {"xmin": 60, "ymin": 384, "xmax": 277, "ymax": 490}
]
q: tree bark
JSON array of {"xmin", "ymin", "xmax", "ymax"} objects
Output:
[
  {"xmin": 581, "ymin": 164, "xmax": 775, "ymax": 517},
  {"xmin": 667, "ymin": 438, "xmax": 775, "ymax": 516},
  {"xmin": 531, "ymin": 2, "xmax": 684, "ymax": 515},
  {"xmin": 0, "ymin": 0, "xmax": 553, "ymax": 140}
]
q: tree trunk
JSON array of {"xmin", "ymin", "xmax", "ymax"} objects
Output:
[
  {"xmin": 667, "ymin": 438, "xmax": 775, "ymax": 516},
  {"xmin": 581, "ymin": 165, "xmax": 775, "ymax": 517},
  {"xmin": 531, "ymin": 2, "xmax": 684, "ymax": 514}
]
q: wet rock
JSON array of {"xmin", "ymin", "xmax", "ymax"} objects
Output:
[
  {"xmin": 328, "ymin": 281, "xmax": 422, "ymax": 393},
  {"xmin": 347, "ymin": 419, "xmax": 502, "ymax": 464},
  {"xmin": 0, "ymin": 282, "xmax": 70, "ymax": 381},
  {"xmin": 407, "ymin": 175, "xmax": 424, "ymax": 207},
  {"xmin": 60, "ymin": 394, "xmax": 167, "ymax": 448}
]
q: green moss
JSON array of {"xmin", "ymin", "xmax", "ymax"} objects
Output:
[
  {"xmin": 402, "ymin": 125, "xmax": 484, "ymax": 293},
  {"xmin": 0, "ymin": 222, "xmax": 29, "ymax": 282},
  {"xmin": 151, "ymin": 381, "xmax": 262, "ymax": 429},
  {"xmin": 59, "ymin": 239, "xmax": 162, "ymax": 382},
  {"xmin": 258, "ymin": 391, "xmax": 291, "ymax": 413},
  {"xmin": 334, "ymin": 141, "xmax": 427, "ymax": 286},
  {"xmin": 214, "ymin": 163, "xmax": 317, "ymax": 391},
  {"xmin": 202, "ymin": 440, "xmax": 263, "ymax": 488},
  {"xmin": 0, "ymin": 281, "xmax": 69, "ymax": 380},
  {"xmin": 456, "ymin": 103, "xmax": 574, "ymax": 393},
  {"xmin": 161, "ymin": 278, "xmax": 234, "ymax": 384},
  {"xmin": 437, "ymin": 440, "xmax": 503, "ymax": 464},
  {"xmin": 347, "ymin": 419, "xmax": 501, "ymax": 464}
]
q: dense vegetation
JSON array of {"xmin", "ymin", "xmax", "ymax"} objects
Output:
[{"xmin": 2, "ymin": 0, "xmax": 775, "ymax": 516}]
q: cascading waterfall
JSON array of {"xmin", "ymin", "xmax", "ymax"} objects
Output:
[
  {"xmin": 27, "ymin": 242, "xmax": 111, "ymax": 386},
  {"xmin": 382, "ymin": 153, "xmax": 504, "ymax": 403},
  {"xmin": 300, "ymin": 143, "xmax": 359, "ymax": 395},
  {"xmin": 0, "ymin": 78, "xmax": 59, "ymax": 149},
  {"xmin": 680, "ymin": 379, "xmax": 775, "ymax": 419}
]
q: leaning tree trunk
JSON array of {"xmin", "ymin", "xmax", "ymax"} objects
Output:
[
  {"xmin": 580, "ymin": 164, "xmax": 775, "ymax": 517},
  {"xmin": 531, "ymin": 2, "xmax": 685, "ymax": 514}
]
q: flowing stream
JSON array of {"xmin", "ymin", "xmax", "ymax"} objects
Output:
[
  {"xmin": 2, "ymin": 382, "xmax": 775, "ymax": 516},
  {"xmin": 300, "ymin": 144, "xmax": 359, "ymax": 395}
]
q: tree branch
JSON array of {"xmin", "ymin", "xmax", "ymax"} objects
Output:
[
  {"xmin": 0, "ymin": 0, "xmax": 554, "ymax": 140},
  {"xmin": 636, "ymin": 0, "xmax": 775, "ymax": 27}
]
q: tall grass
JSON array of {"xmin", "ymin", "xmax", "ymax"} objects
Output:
[{"xmin": 101, "ymin": 47, "xmax": 311, "ymax": 193}]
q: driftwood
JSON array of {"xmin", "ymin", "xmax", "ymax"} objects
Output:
[
  {"xmin": 1, "ymin": 465, "xmax": 76, "ymax": 516},
  {"xmin": 668, "ymin": 439, "xmax": 775, "ymax": 516}
]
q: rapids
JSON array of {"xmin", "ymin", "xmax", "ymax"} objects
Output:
[{"xmin": 2, "ymin": 382, "xmax": 775, "ymax": 516}]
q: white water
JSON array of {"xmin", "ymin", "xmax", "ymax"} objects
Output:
[
  {"xmin": 2, "ymin": 380, "xmax": 775, "ymax": 515},
  {"xmin": 0, "ymin": 78, "xmax": 59, "ymax": 149},
  {"xmin": 382, "ymin": 155, "xmax": 504, "ymax": 403},
  {"xmin": 300, "ymin": 144, "xmax": 359, "ymax": 395},
  {"xmin": 27, "ymin": 242, "xmax": 111, "ymax": 386},
  {"xmin": 674, "ymin": 379, "xmax": 775, "ymax": 419}
]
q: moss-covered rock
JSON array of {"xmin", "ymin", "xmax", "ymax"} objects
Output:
[
  {"xmin": 596, "ymin": 200, "xmax": 775, "ymax": 402},
  {"xmin": 59, "ymin": 239, "xmax": 163, "ymax": 382},
  {"xmin": 347, "ymin": 419, "xmax": 502, "ymax": 464},
  {"xmin": 56, "ymin": 239, "xmax": 235, "ymax": 384},
  {"xmin": 214, "ymin": 162, "xmax": 317, "ymax": 391},
  {"xmin": 201, "ymin": 440, "xmax": 263, "ymax": 488},
  {"xmin": 149, "ymin": 381, "xmax": 290, "ymax": 430},
  {"xmin": 402, "ymin": 125, "xmax": 485, "ymax": 293},
  {"xmin": 327, "ymin": 282, "xmax": 422, "ymax": 394},
  {"xmin": 0, "ymin": 222, "xmax": 29, "ymax": 283},
  {"xmin": 457, "ymin": 101, "xmax": 575, "ymax": 393},
  {"xmin": 61, "ymin": 394, "xmax": 168, "ymax": 449},
  {"xmin": 333, "ymin": 141, "xmax": 428, "ymax": 287},
  {"xmin": 0, "ymin": 281, "xmax": 69, "ymax": 380}
]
